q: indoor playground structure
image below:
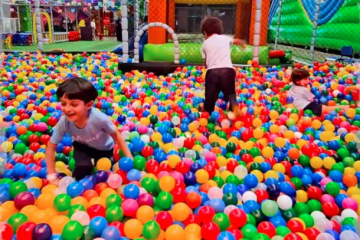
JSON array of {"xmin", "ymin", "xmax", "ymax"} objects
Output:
[{"xmin": 3, "ymin": 1, "xmax": 360, "ymax": 240}]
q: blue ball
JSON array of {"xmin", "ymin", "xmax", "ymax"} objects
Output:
[
  {"xmin": 119, "ymin": 157, "xmax": 134, "ymax": 172},
  {"xmin": 89, "ymin": 216, "xmax": 108, "ymax": 236},
  {"xmin": 244, "ymin": 174, "xmax": 258, "ymax": 188},
  {"xmin": 123, "ymin": 184, "xmax": 140, "ymax": 199},
  {"xmin": 101, "ymin": 226, "xmax": 122, "ymax": 240},
  {"xmin": 217, "ymin": 231, "xmax": 236, "ymax": 240},
  {"xmin": 66, "ymin": 181, "xmax": 84, "ymax": 198}
]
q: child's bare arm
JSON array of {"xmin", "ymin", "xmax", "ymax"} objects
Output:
[
  {"xmin": 111, "ymin": 130, "xmax": 133, "ymax": 159},
  {"xmin": 45, "ymin": 142, "xmax": 57, "ymax": 175},
  {"xmin": 233, "ymin": 38, "xmax": 247, "ymax": 49}
]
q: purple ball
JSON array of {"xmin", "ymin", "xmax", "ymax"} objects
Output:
[
  {"xmin": 32, "ymin": 223, "xmax": 52, "ymax": 240},
  {"xmin": 95, "ymin": 170, "xmax": 108, "ymax": 183},
  {"xmin": 137, "ymin": 193, "xmax": 154, "ymax": 207},
  {"xmin": 14, "ymin": 192, "xmax": 36, "ymax": 210}
]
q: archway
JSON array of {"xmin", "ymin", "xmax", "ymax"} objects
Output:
[
  {"xmin": 32, "ymin": 11, "xmax": 53, "ymax": 44},
  {"xmin": 133, "ymin": 22, "xmax": 179, "ymax": 64}
]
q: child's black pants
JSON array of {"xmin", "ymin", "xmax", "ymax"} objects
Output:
[
  {"xmin": 204, "ymin": 67, "xmax": 237, "ymax": 113},
  {"xmin": 72, "ymin": 141, "xmax": 113, "ymax": 181}
]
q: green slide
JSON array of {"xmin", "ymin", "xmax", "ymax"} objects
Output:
[
  {"xmin": 144, "ymin": 43, "xmax": 269, "ymax": 65},
  {"xmin": 268, "ymin": 0, "xmax": 360, "ymax": 51}
]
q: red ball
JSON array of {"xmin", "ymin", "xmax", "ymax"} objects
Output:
[
  {"xmin": 29, "ymin": 142, "xmax": 41, "ymax": 152},
  {"xmin": 94, "ymin": 183, "xmax": 109, "ymax": 195},
  {"xmin": 307, "ymin": 186, "xmax": 322, "ymax": 200},
  {"xmin": 229, "ymin": 209, "xmax": 247, "ymax": 228},
  {"xmin": 227, "ymin": 228, "xmax": 242, "ymax": 240},
  {"xmin": 201, "ymin": 222, "xmax": 220, "ymax": 240},
  {"xmin": 226, "ymin": 160, "xmax": 239, "ymax": 172},
  {"xmin": 183, "ymin": 137, "xmax": 195, "ymax": 149},
  {"xmin": 175, "ymin": 161, "xmax": 190, "ymax": 174},
  {"xmin": 14, "ymin": 192, "xmax": 36, "ymax": 210},
  {"xmin": 186, "ymin": 192, "xmax": 202, "ymax": 209},
  {"xmin": 303, "ymin": 228, "xmax": 320, "ymax": 240},
  {"xmin": 258, "ymin": 221, "xmax": 276, "ymax": 238},
  {"xmin": 170, "ymin": 187, "xmax": 187, "ymax": 204},
  {"xmin": 155, "ymin": 211, "xmax": 173, "ymax": 230},
  {"xmin": 0, "ymin": 223, "xmax": 13, "ymax": 240},
  {"xmin": 284, "ymin": 233, "xmax": 302, "ymax": 240},
  {"xmin": 87, "ymin": 204, "xmax": 106, "ymax": 219},
  {"xmin": 254, "ymin": 189, "xmax": 269, "ymax": 204},
  {"xmin": 183, "ymin": 213, "xmax": 201, "ymax": 226},
  {"xmin": 286, "ymin": 219, "xmax": 304, "ymax": 232},
  {"xmin": 322, "ymin": 202, "xmax": 340, "ymax": 218},
  {"xmin": 141, "ymin": 146, "xmax": 153, "ymax": 158},
  {"xmin": 203, "ymin": 164, "xmax": 216, "ymax": 178},
  {"xmin": 330, "ymin": 220, "xmax": 341, "ymax": 233},
  {"xmin": 198, "ymin": 206, "xmax": 216, "ymax": 224},
  {"xmin": 16, "ymin": 222, "xmax": 36, "ymax": 240}
]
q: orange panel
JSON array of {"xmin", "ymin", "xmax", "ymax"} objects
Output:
[
  {"xmin": 148, "ymin": 0, "xmax": 168, "ymax": 44},
  {"xmin": 235, "ymin": 1, "xmax": 241, "ymax": 38},
  {"xmin": 168, "ymin": 0, "xmax": 175, "ymax": 40},
  {"xmin": 260, "ymin": 0, "xmax": 270, "ymax": 46},
  {"xmin": 249, "ymin": 0, "xmax": 256, "ymax": 45}
]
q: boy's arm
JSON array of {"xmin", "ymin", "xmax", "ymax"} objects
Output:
[
  {"xmin": 45, "ymin": 142, "xmax": 57, "ymax": 175},
  {"xmin": 232, "ymin": 38, "xmax": 247, "ymax": 49},
  {"xmin": 110, "ymin": 130, "xmax": 133, "ymax": 159}
]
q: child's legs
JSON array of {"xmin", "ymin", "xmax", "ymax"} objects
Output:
[
  {"xmin": 219, "ymin": 68, "xmax": 237, "ymax": 109},
  {"xmin": 72, "ymin": 141, "xmax": 95, "ymax": 181},
  {"xmin": 204, "ymin": 69, "xmax": 221, "ymax": 113}
]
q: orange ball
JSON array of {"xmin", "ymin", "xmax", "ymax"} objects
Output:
[
  {"xmin": 288, "ymin": 148, "xmax": 300, "ymax": 160},
  {"xmin": 16, "ymin": 125, "xmax": 27, "ymax": 135},
  {"xmin": 82, "ymin": 190, "xmax": 99, "ymax": 201},
  {"xmin": 343, "ymin": 174, "xmax": 358, "ymax": 187}
]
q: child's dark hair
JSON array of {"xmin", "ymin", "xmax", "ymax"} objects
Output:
[
  {"xmin": 290, "ymin": 68, "xmax": 310, "ymax": 85},
  {"xmin": 56, "ymin": 77, "xmax": 98, "ymax": 103},
  {"xmin": 201, "ymin": 16, "xmax": 223, "ymax": 35}
]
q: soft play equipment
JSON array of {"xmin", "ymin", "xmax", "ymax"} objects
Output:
[
  {"xmin": 268, "ymin": 0, "xmax": 360, "ymax": 51},
  {"xmin": 143, "ymin": 43, "xmax": 270, "ymax": 65},
  {"xmin": 114, "ymin": 27, "xmax": 148, "ymax": 62}
]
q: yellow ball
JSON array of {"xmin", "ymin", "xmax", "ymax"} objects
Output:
[
  {"xmin": 273, "ymin": 163, "xmax": 285, "ymax": 173},
  {"xmin": 270, "ymin": 125, "xmax": 280, "ymax": 134},
  {"xmin": 264, "ymin": 170, "xmax": 279, "ymax": 180},
  {"xmin": 166, "ymin": 225, "xmax": 185, "ymax": 240},
  {"xmin": 253, "ymin": 128, "xmax": 264, "ymax": 139},
  {"xmin": 346, "ymin": 108, "xmax": 356, "ymax": 118},
  {"xmin": 296, "ymin": 190, "xmax": 308, "ymax": 203},
  {"xmin": 168, "ymin": 155, "xmax": 181, "ymax": 168},
  {"xmin": 323, "ymin": 157, "xmax": 335, "ymax": 170},
  {"xmin": 159, "ymin": 175, "xmax": 175, "ymax": 192},
  {"xmin": 96, "ymin": 158, "xmax": 112, "ymax": 171},
  {"xmin": 251, "ymin": 170, "xmax": 263, "ymax": 182},
  {"xmin": 311, "ymin": 119, "xmax": 322, "ymax": 129},
  {"xmin": 310, "ymin": 157, "xmax": 323, "ymax": 169},
  {"xmin": 262, "ymin": 146, "xmax": 274, "ymax": 158},
  {"xmin": 195, "ymin": 169, "xmax": 209, "ymax": 184},
  {"xmin": 252, "ymin": 118, "xmax": 262, "ymax": 127},
  {"xmin": 124, "ymin": 219, "xmax": 143, "ymax": 239},
  {"xmin": 1, "ymin": 141, "xmax": 13, "ymax": 152},
  {"xmin": 345, "ymin": 133, "xmax": 356, "ymax": 142},
  {"xmin": 274, "ymin": 137, "xmax": 286, "ymax": 148}
]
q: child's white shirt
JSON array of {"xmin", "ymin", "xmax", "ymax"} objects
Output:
[
  {"xmin": 201, "ymin": 34, "xmax": 233, "ymax": 70},
  {"xmin": 287, "ymin": 84, "xmax": 315, "ymax": 109}
]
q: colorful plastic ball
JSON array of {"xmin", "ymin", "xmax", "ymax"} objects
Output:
[{"xmin": 32, "ymin": 223, "xmax": 52, "ymax": 240}]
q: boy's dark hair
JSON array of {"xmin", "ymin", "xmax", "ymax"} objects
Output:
[
  {"xmin": 56, "ymin": 77, "xmax": 98, "ymax": 103},
  {"xmin": 290, "ymin": 68, "xmax": 310, "ymax": 85},
  {"xmin": 201, "ymin": 16, "xmax": 223, "ymax": 35}
]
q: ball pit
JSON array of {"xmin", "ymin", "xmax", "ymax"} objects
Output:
[{"xmin": 1, "ymin": 52, "xmax": 360, "ymax": 240}]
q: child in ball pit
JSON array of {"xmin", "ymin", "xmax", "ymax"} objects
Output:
[
  {"xmin": 287, "ymin": 68, "xmax": 359, "ymax": 117},
  {"xmin": 45, "ymin": 77, "xmax": 133, "ymax": 184},
  {"xmin": 200, "ymin": 16, "xmax": 247, "ymax": 119}
]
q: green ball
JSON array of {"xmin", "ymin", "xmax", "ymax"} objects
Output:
[
  {"xmin": 282, "ymin": 208, "xmax": 297, "ymax": 221},
  {"xmin": 251, "ymin": 209, "xmax": 265, "ymax": 224},
  {"xmin": 7, "ymin": 213, "xmax": 28, "ymax": 232},
  {"xmin": 325, "ymin": 182, "xmax": 340, "ymax": 196},
  {"xmin": 307, "ymin": 199, "xmax": 322, "ymax": 213},
  {"xmin": 141, "ymin": 177, "xmax": 156, "ymax": 193},
  {"xmin": 106, "ymin": 194, "xmax": 122, "ymax": 207},
  {"xmin": 294, "ymin": 202, "xmax": 310, "ymax": 215},
  {"xmin": 106, "ymin": 205, "xmax": 124, "ymax": 222},
  {"xmin": 142, "ymin": 221, "xmax": 161, "ymax": 240},
  {"xmin": 337, "ymin": 147, "xmax": 350, "ymax": 159},
  {"xmin": 61, "ymin": 220, "xmax": 84, "ymax": 240},
  {"xmin": 290, "ymin": 177, "xmax": 303, "ymax": 190},
  {"xmin": 67, "ymin": 204, "xmax": 86, "ymax": 218},
  {"xmin": 133, "ymin": 156, "xmax": 147, "ymax": 170},
  {"xmin": 299, "ymin": 213, "xmax": 314, "ymax": 228},
  {"xmin": 54, "ymin": 193, "xmax": 72, "ymax": 212},
  {"xmin": 222, "ymin": 192, "xmax": 238, "ymax": 206},
  {"xmin": 9, "ymin": 181, "xmax": 27, "ymax": 198},
  {"xmin": 342, "ymin": 217, "xmax": 358, "ymax": 227},
  {"xmin": 226, "ymin": 142, "xmax": 236, "ymax": 153},
  {"xmin": 246, "ymin": 213, "xmax": 256, "ymax": 226},
  {"xmin": 261, "ymin": 200, "xmax": 278, "ymax": 217},
  {"xmin": 155, "ymin": 191, "xmax": 173, "ymax": 210},
  {"xmin": 252, "ymin": 233, "xmax": 271, "ymax": 240},
  {"xmin": 298, "ymin": 155, "xmax": 310, "ymax": 166},
  {"xmin": 249, "ymin": 147, "xmax": 261, "ymax": 157},
  {"xmin": 14, "ymin": 142, "xmax": 27, "ymax": 154},
  {"xmin": 241, "ymin": 224, "xmax": 258, "ymax": 239},
  {"xmin": 225, "ymin": 175, "xmax": 240, "ymax": 185},
  {"xmin": 276, "ymin": 226, "xmax": 291, "ymax": 237},
  {"xmin": 212, "ymin": 213, "xmax": 230, "ymax": 231},
  {"xmin": 213, "ymin": 176, "xmax": 224, "ymax": 188}
]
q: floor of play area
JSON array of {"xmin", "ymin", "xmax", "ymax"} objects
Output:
[
  {"xmin": 5, "ymin": 40, "xmax": 120, "ymax": 52},
  {"xmin": 1, "ymin": 52, "xmax": 360, "ymax": 240}
]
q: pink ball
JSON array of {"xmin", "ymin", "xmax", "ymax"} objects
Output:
[
  {"xmin": 56, "ymin": 103, "xmax": 61, "ymax": 110},
  {"xmin": 342, "ymin": 198, "xmax": 358, "ymax": 211},
  {"xmin": 320, "ymin": 194, "xmax": 335, "ymax": 204},
  {"xmin": 320, "ymin": 177, "xmax": 332, "ymax": 187},
  {"xmin": 126, "ymin": 122, "xmax": 136, "ymax": 130},
  {"xmin": 205, "ymin": 152, "xmax": 216, "ymax": 162},
  {"xmin": 183, "ymin": 158, "xmax": 194, "ymax": 166},
  {"xmin": 120, "ymin": 126, "xmax": 130, "ymax": 132},
  {"xmin": 340, "ymin": 121, "xmax": 350, "ymax": 129},
  {"xmin": 122, "ymin": 199, "xmax": 138, "ymax": 217},
  {"xmin": 14, "ymin": 192, "xmax": 36, "ymax": 210},
  {"xmin": 137, "ymin": 125, "xmax": 148, "ymax": 134},
  {"xmin": 279, "ymin": 115, "xmax": 288, "ymax": 123},
  {"xmin": 198, "ymin": 135, "xmax": 208, "ymax": 145},
  {"xmin": 37, "ymin": 122, "xmax": 48, "ymax": 132},
  {"xmin": 137, "ymin": 193, "xmax": 154, "ymax": 207},
  {"xmin": 171, "ymin": 171, "xmax": 184, "ymax": 181},
  {"xmin": 338, "ymin": 85, "xmax": 345, "ymax": 92},
  {"xmin": 157, "ymin": 171, "xmax": 170, "ymax": 178},
  {"xmin": 269, "ymin": 134, "xmax": 278, "ymax": 143}
]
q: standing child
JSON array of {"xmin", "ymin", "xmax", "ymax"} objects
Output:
[
  {"xmin": 200, "ymin": 16, "xmax": 246, "ymax": 119},
  {"xmin": 46, "ymin": 77, "xmax": 133, "ymax": 184},
  {"xmin": 287, "ymin": 68, "xmax": 356, "ymax": 116}
]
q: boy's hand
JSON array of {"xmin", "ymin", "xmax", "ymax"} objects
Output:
[
  {"xmin": 47, "ymin": 173, "xmax": 60, "ymax": 186},
  {"xmin": 233, "ymin": 39, "xmax": 247, "ymax": 49}
]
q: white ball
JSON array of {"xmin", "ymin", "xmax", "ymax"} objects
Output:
[
  {"xmin": 340, "ymin": 230, "xmax": 360, "ymax": 240},
  {"xmin": 341, "ymin": 209, "xmax": 358, "ymax": 219},
  {"xmin": 277, "ymin": 195, "xmax": 292, "ymax": 210},
  {"xmin": 234, "ymin": 165, "xmax": 248, "ymax": 179},
  {"xmin": 71, "ymin": 211, "xmax": 90, "ymax": 226},
  {"xmin": 316, "ymin": 233, "xmax": 335, "ymax": 240},
  {"xmin": 224, "ymin": 205, "xmax": 237, "ymax": 215},
  {"xmin": 208, "ymin": 187, "xmax": 223, "ymax": 200},
  {"xmin": 242, "ymin": 191, "xmax": 257, "ymax": 203}
]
